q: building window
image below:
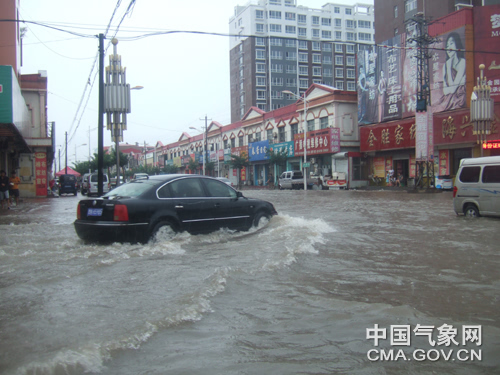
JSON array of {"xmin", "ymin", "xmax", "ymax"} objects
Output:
[
  {"xmin": 346, "ymin": 44, "xmax": 355, "ymax": 54},
  {"xmin": 322, "ymin": 18, "xmax": 331, "ymax": 26},
  {"xmin": 257, "ymin": 103, "xmax": 266, "ymax": 111},
  {"xmin": 270, "ymin": 37, "xmax": 282, "ymax": 46},
  {"xmin": 322, "ymin": 30, "xmax": 332, "ymax": 39},
  {"xmin": 307, "ymin": 119, "xmax": 315, "ymax": 132},
  {"xmin": 271, "ymin": 77, "xmax": 283, "ymax": 86},
  {"xmin": 239, "ymin": 136, "xmax": 244, "ymax": 147},
  {"xmin": 286, "ymin": 65, "xmax": 297, "ymax": 74},
  {"xmin": 394, "ymin": 5, "xmax": 398, "ymax": 18},
  {"xmin": 347, "ymin": 69, "xmax": 355, "ymax": 78},
  {"xmin": 347, "ymin": 32, "xmax": 356, "ymax": 41},
  {"xmin": 285, "ymin": 12, "xmax": 296, "ymax": 21},
  {"xmin": 335, "ymin": 18, "xmax": 342, "ymax": 27},
  {"xmin": 358, "ymin": 20, "xmax": 371, "ymax": 29},
  {"xmin": 312, "ymin": 16, "xmax": 320, "ymax": 25},
  {"xmin": 335, "ymin": 81, "xmax": 344, "ymax": 90},
  {"xmin": 271, "ymin": 90, "xmax": 283, "ymax": 99},
  {"xmin": 291, "ymin": 123, "xmax": 298, "ymax": 137},
  {"xmin": 335, "ymin": 68, "xmax": 344, "ymax": 78},
  {"xmin": 279, "ymin": 127, "xmax": 285, "ymax": 142},
  {"xmin": 256, "ymin": 24, "xmax": 264, "ymax": 33},
  {"xmin": 298, "ymin": 14, "xmax": 306, "ymax": 23},
  {"xmin": 286, "ymin": 25, "xmax": 296, "ymax": 34},
  {"xmin": 347, "ymin": 81, "xmax": 356, "ymax": 91},
  {"xmin": 299, "ymin": 65, "xmax": 308, "ymax": 75},
  {"xmin": 299, "ymin": 53, "xmax": 308, "ymax": 62},
  {"xmin": 345, "ymin": 8, "xmax": 352, "ymax": 15},
  {"xmin": 323, "ymin": 55, "xmax": 332, "ymax": 64},
  {"xmin": 256, "ymin": 49, "xmax": 266, "ymax": 59},
  {"xmin": 269, "ymin": 10, "xmax": 282, "ymax": 19},
  {"xmin": 270, "ymin": 24, "xmax": 282, "ymax": 32},
  {"xmin": 313, "ymin": 54, "xmax": 321, "ymax": 63},
  {"xmin": 299, "ymin": 79, "xmax": 309, "ymax": 88},
  {"xmin": 286, "ymin": 51, "xmax": 296, "ymax": 60},
  {"xmin": 312, "ymin": 41, "xmax": 321, "ymax": 51},
  {"xmin": 299, "ymin": 40, "xmax": 308, "ymax": 49},
  {"xmin": 346, "ymin": 20, "xmax": 355, "ymax": 28},
  {"xmin": 334, "ymin": 6, "xmax": 340, "ymax": 14},
  {"xmin": 257, "ymin": 90, "xmax": 266, "ymax": 100},
  {"xmin": 323, "ymin": 42, "xmax": 332, "ymax": 52},
  {"xmin": 320, "ymin": 117, "xmax": 329, "ymax": 129},
  {"xmin": 346, "ymin": 56, "xmax": 355, "ymax": 66},
  {"xmin": 298, "ymin": 27, "xmax": 307, "ymax": 37},
  {"xmin": 231, "ymin": 138, "xmax": 236, "ymax": 148},
  {"xmin": 335, "ymin": 55, "xmax": 343, "ymax": 65},
  {"xmin": 324, "ymin": 68, "xmax": 332, "ymax": 77},
  {"xmin": 335, "ymin": 31, "xmax": 342, "ymax": 40},
  {"xmin": 271, "ymin": 50, "xmax": 282, "ymax": 59},
  {"xmin": 335, "ymin": 44, "xmax": 343, "ymax": 53},
  {"xmin": 256, "ymin": 76, "xmax": 266, "ymax": 86},
  {"xmin": 271, "ymin": 64, "xmax": 283, "ymax": 73},
  {"xmin": 256, "ymin": 63, "xmax": 266, "ymax": 73},
  {"xmin": 312, "ymin": 29, "xmax": 319, "ymax": 38},
  {"xmin": 358, "ymin": 32, "xmax": 371, "ymax": 41},
  {"xmin": 395, "ymin": 28, "xmax": 398, "ymax": 36},
  {"xmin": 286, "ymin": 78, "xmax": 297, "ymax": 86},
  {"xmin": 405, "ymin": 0, "xmax": 417, "ymax": 12},
  {"xmin": 267, "ymin": 129, "xmax": 273, "ymax": 141},
  {"xmin": 256, "ymin": 37, "xmax": 266, "ymax": 46},
  {"xmin": 285, "ymin": 39, "xmax": 296, "ymax": 47},
  {"xmin": 313, "ymin": 67, "xmax": 322, "ymax": 76},
  {"xmin": 256, "ymin": 9, "xmax": 264, "ymax": 19}
]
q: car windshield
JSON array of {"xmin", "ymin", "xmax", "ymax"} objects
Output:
[{"xmin": 104, "ymin": 179, "xmax": 158, "ymax": 198}]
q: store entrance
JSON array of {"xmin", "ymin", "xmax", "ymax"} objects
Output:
[{"xmin": 393, "ymin": 159, "xmax": 409, "ymax": 186}]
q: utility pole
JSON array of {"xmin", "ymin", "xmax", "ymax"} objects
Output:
[
  {"xmin": 199, "ymin": 115, "xmax": 211, "ymax": 175},
  {"xmin": 97, "ymin": 33, "xmax": 105, "ymax": 196},
  {"xmin": 407, "ymin": 14, "xmax": 438, "ymax": 189},
  {"xmin": 65, "ymin": 131, "xmax": 68, "ymax": 175}
]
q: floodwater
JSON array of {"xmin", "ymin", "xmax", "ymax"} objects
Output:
[{"xmin": 0, "ymin": 190, "xmax": 498, "ymax": 375}]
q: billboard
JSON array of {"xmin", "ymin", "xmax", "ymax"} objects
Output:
[
  {"xmin": 293, "ymin": 128, "xmax": 340, "ymax": 156},
  {"xmin": 429, "ymin": 27, "xmax": 467, "ymax": 113},
  {"xmin": 248, "ymin": 140, "xmax": 269, "ymax": 162},
  {"xmin": 474, "ymin": 5, "xmax": 500, "ymax": 102}
]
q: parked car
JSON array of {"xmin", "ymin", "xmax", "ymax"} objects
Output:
[
  {"xmin": 58, "ymin": 174, "xmax": 78, "ymax": 196},
  {"xmin": 453, "ymin": 156, "xmax": 500, "ymax": 218},
  {"xmin": 80, "ymin": 173, "xmax": 91, "ymax": 195},
  {"xmin": 87, "ymin": 172, "xmax": 110, "ymax": 196},
  {"xmin": 74, "ymin": 174, "xmax": 278, "ymax": 244},
  {"xmin": 132, "ymin": 173, "xmax": 148, "ymax": 180},
  {"xmin": 278, "ymin": 170, "xmax": 306, "ymax": 190},
  {"xmin": 216, "ymin": 177, "xmax": 233, "ymax": 187},
  {"xmin": 110, "ymin": 176, "xmax": 125, "ymax": 189}
]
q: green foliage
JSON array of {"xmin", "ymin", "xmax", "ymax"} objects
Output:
[
  {"xmin": 229, "ymin": 153, "xmax": 249, "ymax": 189},
  {"xmin": 188, "ymin": 158, "xmax": 199, "ymax": 173}
]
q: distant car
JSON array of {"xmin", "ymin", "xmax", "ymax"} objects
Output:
[
  {"xmin": 110, "ymin": 176, "xmax": 125, "ymax": 189},
  {"xmin": 216, "ymin": 177, "xmax": 233, "ymax": 187},
  {"xmin": 87, "ymin": 172, "xmax": 110, "ymax": 196},
  {"xmin": 58, "ymin": 174, "xmax": 78, "ymax": 196},
  {"xmin": 74, "ymin": 174, "xmax": 278, "ymax": 244},
  {"xmin": 132, "ymin": 173, "xmax": 149, "ymax": 180},
  {"xmin": 80, "ymin": 173, "xmax": 91, "ymax": 195}
]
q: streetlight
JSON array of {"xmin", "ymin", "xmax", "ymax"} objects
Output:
[
  {"xmin": 283, "ymin": 90, "xmax": 309, "ymax": 190},
  {"xmin": 189, "ymin": 126, "xmax": 206, "ymax": 175}
]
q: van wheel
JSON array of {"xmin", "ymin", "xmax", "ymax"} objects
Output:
[{"xmin": 464, "ymin": 204, "xmax": 480, "ymax": 218}]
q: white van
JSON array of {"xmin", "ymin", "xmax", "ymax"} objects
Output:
[
  {"xmin": 87, "ymin": 173, "xmax": 110, "ymax": 196},
  {"xmin": 453, "ymin": 156, "xmax": 500, "ymax": 218}
]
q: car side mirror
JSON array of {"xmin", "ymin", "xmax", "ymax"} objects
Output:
[{"xmin": 236, "ymin": 191, "xmax": 243, "ymax": 199}]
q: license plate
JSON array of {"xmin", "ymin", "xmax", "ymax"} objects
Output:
[{"xmin": 87, "ymin": 208, "xmax": 103, "ymax": 217}]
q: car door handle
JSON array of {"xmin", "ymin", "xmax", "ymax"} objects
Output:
[
  {"xmin": 175, "ymin": 205, "xmax": 184, "ymax": 209},
  {"xmin": 214, "ymin": 203, "xmax": 220, "ymax": 208}
]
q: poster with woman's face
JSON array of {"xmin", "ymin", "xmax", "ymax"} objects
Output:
[{"xmin": 430, "ymin": 27, "xmax": 467, "ymax": 113}]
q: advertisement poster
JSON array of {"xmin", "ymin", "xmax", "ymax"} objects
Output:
[
  {"xmin": 373, "ymin": 157, "xmax": 386, "ymax": 177},
  {"xmin": 430, "ymin": 27, "xmax": 467, "ymax": 113},
  {"xmin": 401, "ymin": 29, "xmax": 419, "ymax": 118},
  {"xmin": 385, "ymin": 156, "xmax": 393, "ymax": 175},
  {"xmin": 409, "ymin": 154, "xmax": 416, "ymax": 178},
  {"xmin": 357, "ymin": 45, "xmax": 379, "ymax": 125},
  {"xmin": 474, "ymin": 5, "xmax": 500, "ymax": 102},
  {"xmin": 378, "ymin": 35, "xmax": 403, "ymax": 122},
  {"xmin": 294, "ymin": 128, "xmax": 339, "ymax": 157},
  {"xmin": 269, "ymin": 141, "xmax": 294, "ymax": 157},
  {"xmin": 35, "ymin": 152, "xmax": 47, "ymax": 197},
  {"xmin": 249, "ymin": 140, "xmax": 269, "ymax": 162},
  {"xmin": 439, "ymin": 150, "xmax": 449, "ymax": 175}
]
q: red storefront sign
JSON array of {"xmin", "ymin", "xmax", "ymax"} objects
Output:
[
  {"xmin": 231, "ymin": 146, "xmax": 248, "ymax": 158},
  {"xmin": 35, "ymin": 152, "xmax": 47, "ymax": 197},
  {"xmin": 483, "ymin": 141, "xmax": 500, "ymax": 149},
  {"xmin": 360, "ymin": 119, "xmax": 416, "ymax": 152},
  {"xmin": 293, "ymin": 127, "xmax": 340, "ymax": 157}
]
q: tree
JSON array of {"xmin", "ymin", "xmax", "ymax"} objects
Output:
[
  {"xmin": 163, "ymin": 164, "xmax": 179, "ymax": 174},
  {"xmin": 229, "ymin": 152, "xmax": 249, "ymax": 189},
  {"xmin": 205, "ymin": 161, "xmax": 215, "ymax": 175},
  {"xmin": 109, "ymin": 148, "xmax": 130, "ymax": 176},
  {"xmin": 266, "ymin": 147, "xmax": 288, "ymax": 184},
  {"xmin": 188, "ymin": 158, "xmax": 199, "ymax": 174}
]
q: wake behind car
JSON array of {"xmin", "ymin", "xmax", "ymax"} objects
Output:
[{"xmin": 74, "ymin": 174, "xmax": 278, "ymax": 244}]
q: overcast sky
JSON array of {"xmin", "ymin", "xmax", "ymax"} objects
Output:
[{"xmin": 20, "ymin": 0, "xmax": 365, "ymax": 164}]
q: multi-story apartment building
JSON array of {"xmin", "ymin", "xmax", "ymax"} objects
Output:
[
  {"xmin": 229, "ymin": 0, "xmax": 374, "ymax": 123},
  {"xmin": 374, "ymin": 0, "xmax": 500, "ymax": 44}
]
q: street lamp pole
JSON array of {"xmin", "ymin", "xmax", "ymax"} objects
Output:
[
  {"xmin": 283, "ymin": 90, "xmax": 308, "ymax": 190},
  {"xmin": 190, "ymin": 125, "xmax": 206, "ymax": 175}
]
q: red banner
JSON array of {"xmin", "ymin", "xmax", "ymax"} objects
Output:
[
  {"xmin": 360, "ymin": 119, "xmax": 416, "ymax": 152},
  {"xmin": 293, "ymin": 127, "xmax": 340, "ymax": 156},
  {"xmin": 35, "ymin": 152, "xmax": 47, "ymax": 197}
]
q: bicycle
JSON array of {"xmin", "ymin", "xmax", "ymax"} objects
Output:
[{"xmin": 369, "ymin": 174, "xmax": 383, "ymax": 186}]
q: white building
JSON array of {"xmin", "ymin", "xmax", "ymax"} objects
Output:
[{"xmin": 229, "ymin": 0, "xmax": 374, "ymax": 122}]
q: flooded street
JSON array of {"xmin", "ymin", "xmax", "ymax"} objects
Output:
[{"xmin": 0, "ymin": 190, "xmax": 498, "ymax": 375}]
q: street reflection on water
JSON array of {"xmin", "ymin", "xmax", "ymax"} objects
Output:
[{"xmin": 0, "ymin": 190, "xmax": 498, "ymax": 375}]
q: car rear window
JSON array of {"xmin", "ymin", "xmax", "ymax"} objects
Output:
[
  {"xmin": 482, "ymin": 165, "xmax": 500, "ymax": 183},
  {"xmin": 104, "ymin": 179, "xmax": 157, "ymax": 198},
  {"xmin": 459, "ymin": 166, "xmax": 481, "ymax": 183}
]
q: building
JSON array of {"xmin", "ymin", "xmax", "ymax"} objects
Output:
[
  {"xmin": 229, "ymin": 0, "xmax": 374, "ymax": 123},
  {"xmin": 0, "ymin": 0, "xmax": 54, "ymax": 197},
  {"xmin": 374, "ymin": 0, "xmax": 500, "ymax": 44}
]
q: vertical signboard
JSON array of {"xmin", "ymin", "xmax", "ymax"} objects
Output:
[
  {"xmin": 35, "ymin": 152, "xmax": 47, "ymax": 196},
  {"xmin": 402, "ymin": 30, "xmax": 419, "ymax": 118},
  {"xmin": 430, "ymin": 27, "xmax": 467, "ymax": 113},
  {"xmin": 474, "ymin": 5, "xmax": 500, "ymax": 102},
  {"xmin": 379, "ymin": 35, "xmax": 403, "ymax": 122},
  {"xmin": 357, "ymin": 45, "xmax": 379, "ymax": 125},
  {"xmin": 415, "ymin": 110, "xmax": 434, "ymax": 161}
]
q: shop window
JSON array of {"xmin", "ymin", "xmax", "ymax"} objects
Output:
[{"xmin": 352, "ymin": 157, "xmax": 369, "ymax": 180}]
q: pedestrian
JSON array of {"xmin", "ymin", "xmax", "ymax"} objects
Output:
[
  {"xmin": 267, "ymin": 174, "xmax": 274, "ymax": 189},
  {"xmin": 0, "ymin": 170, "xmax": 11, "ymax": 210},
  {"xmin": 9, "ymin": 171, "xmax": 21, "ymax": 206}
]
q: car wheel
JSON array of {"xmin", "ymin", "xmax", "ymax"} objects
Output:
[
  {"xmin": 464, "ymin": 204, "xmax": 480, "ymax": 218},
  {"xmin": 253, "ymin": 211, "xmax": 271, "ymax": 228},
  {"xmin": 150, "ymin": 221, "xmax": 177, "ymax": 242}
]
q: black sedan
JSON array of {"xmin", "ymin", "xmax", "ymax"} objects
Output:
[{"xmin": 74, "ymin": 174, "xmax": 278, "ymax": 244}]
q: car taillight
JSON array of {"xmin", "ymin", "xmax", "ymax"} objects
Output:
[
  {"xmin": 453, "ymin": 186, "xmax": 458, "ymax": 198},
  {"xmin": 113, "ymin": 204, "xmax": 129, "ymax": 221},
  {"xmin": 77, "ymin": 203, "xmax": 81, "ymax": 220}
]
